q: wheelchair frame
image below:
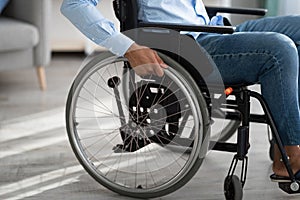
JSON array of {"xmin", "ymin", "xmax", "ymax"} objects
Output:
[{"xmin": 66, "ymin": 0, "xmax": 300, "ymax": 199}]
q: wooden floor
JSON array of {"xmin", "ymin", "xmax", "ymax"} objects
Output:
[{"xmin": 0, "ymin": 53, "xmax": 299, "ymax": 200}]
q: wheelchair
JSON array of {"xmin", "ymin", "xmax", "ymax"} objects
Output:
[{"xmin": 65, "ymin": 0, "xmax": 300, "ymax": 199}]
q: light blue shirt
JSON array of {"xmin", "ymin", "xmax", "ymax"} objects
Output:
[{"xmin": 61, "ymin": 0, "xmax": 221, "ymax": 56}]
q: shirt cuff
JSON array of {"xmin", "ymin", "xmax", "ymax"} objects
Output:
[{"xmin": 101, "ymin": 33, "xmax": 134, "ymax": 56}]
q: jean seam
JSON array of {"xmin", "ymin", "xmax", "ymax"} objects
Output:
[
  {"xmin": 260, "ymin": 65, "xmax": 294, "ymax": 145},
  {"xmin": 258, "ymin": 54, "xmax": 295, "ymax": 145}
]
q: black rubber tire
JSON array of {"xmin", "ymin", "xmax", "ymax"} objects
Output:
[{"xmin": 224, "ymin": 175, "xmax": 243, "ymax": 200}]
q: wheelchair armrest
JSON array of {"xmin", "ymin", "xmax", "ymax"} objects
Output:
[
  {"xmin": 138, "ymin": 22, "xmax": 236, "ymax": 34},
  {"xmin": 206, "ymin": 6, "xmax": 268, "ymax": 18}
]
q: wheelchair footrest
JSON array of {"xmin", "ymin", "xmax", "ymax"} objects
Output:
[{"xmin": 279, "ymin": 181, "xmax": 300, "ymax": 194}]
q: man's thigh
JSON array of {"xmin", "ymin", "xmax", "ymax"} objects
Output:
[
  {"xmin": 197, "ymin": 31, "xmax": 295, "ymax": 85},
  {"xmin": 236, "ymin": 15, "xmax": 300, "ymax": 44}
]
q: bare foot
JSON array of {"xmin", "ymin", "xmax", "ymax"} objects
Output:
[{"xmin": 273, "ymin": 145, "xmax": 300, "ymax": 177}]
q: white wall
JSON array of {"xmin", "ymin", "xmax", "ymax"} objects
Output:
[
  {"xmin": 278, "ymin": 0, "xmax": 300, "ymax": 15},
  {"xmin": 51, "ymin": 0, "xmax": 118, "ymax": 52},
  {"xmin": 203, "ymin": 0, "xmax": 231, "ymax": 6},
  {"xmin": 51, "ymin": 0, "xmax": 85, "ymax": 51}
]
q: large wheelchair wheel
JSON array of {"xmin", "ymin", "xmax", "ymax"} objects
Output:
[{"xmin": 66, "ymin": 51, "xmax": 210, "ymax": 198}]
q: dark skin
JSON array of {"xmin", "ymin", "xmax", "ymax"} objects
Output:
[{"xmin": 273, "ymin": 145, "xmax": 300, "ymax": 177}]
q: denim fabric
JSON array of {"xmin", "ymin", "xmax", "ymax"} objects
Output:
[{"xmin": 197, "ymin": 15, "xmax": 300, "ymax": 145}]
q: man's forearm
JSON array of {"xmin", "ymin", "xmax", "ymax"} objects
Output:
[{"xmin": 60, "ymin": 0, "xmax": 133, "ymax": 56}]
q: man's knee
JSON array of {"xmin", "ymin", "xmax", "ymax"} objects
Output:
[
  {"xmin": 262, "ymin": 33, "xmax": 298, "ymax": 58},
  {"xmin": 255, "ymin": 33, "xmax": 299, "ymax": 77}
]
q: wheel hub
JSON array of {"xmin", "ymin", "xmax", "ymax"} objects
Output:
[{"xmin": 117, "ymin": 81, "xmax": 181, "ymax": 152}]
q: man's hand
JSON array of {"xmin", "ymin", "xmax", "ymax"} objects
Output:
[{"xmin": 124, "ymin": 43, "xmax": 168, "ymax": 77}]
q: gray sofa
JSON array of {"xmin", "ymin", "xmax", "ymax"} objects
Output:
[{"xmin": 0, "ymin": 0, "xmax": 51, "ymax": 90}]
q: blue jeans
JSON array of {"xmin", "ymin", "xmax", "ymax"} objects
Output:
[{"xmin": 197, "ymin": 15, "xmax": 300, "ymax": 145}]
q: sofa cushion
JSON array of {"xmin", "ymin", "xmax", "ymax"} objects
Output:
[{"xmin": 0, "ymin": 17, "xmax": 38, "ymax": 52}]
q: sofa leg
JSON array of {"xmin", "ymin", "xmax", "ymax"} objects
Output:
[{"xmin": 36, "ymin": 66, "xmax": 47, "ymax": 91}]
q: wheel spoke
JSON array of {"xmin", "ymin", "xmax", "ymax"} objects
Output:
[{"xmin": 66, "ymin": 54, "xmax": 207, "ymax": 197}]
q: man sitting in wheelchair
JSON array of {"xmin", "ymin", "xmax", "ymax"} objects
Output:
[{"xmin": 61, "ymin": 0, "xmax": 300, "ymax": 196}]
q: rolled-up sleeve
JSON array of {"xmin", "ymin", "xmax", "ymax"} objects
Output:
[{"xmin": 61, "ymin": 0, "xmax": 134, "ymax": 56}]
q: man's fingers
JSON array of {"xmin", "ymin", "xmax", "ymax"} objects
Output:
[
  {"xmin": 160, "ymin": 63, "xmax": 169, "ymax": 69},
  {"xmin": 154, "ymin": 52, "xmax": 168, "ymax": 69},
  {"xmin": 133, "ymin": 64, "xmax": 163, "ymax": 77},
  {"xmin": 125, "ymin": 45, "xmax": 168, "ymax": 77},
  {"xmin": 153, "ymin": 64, "xmax": 164, "ymax": 77}
]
